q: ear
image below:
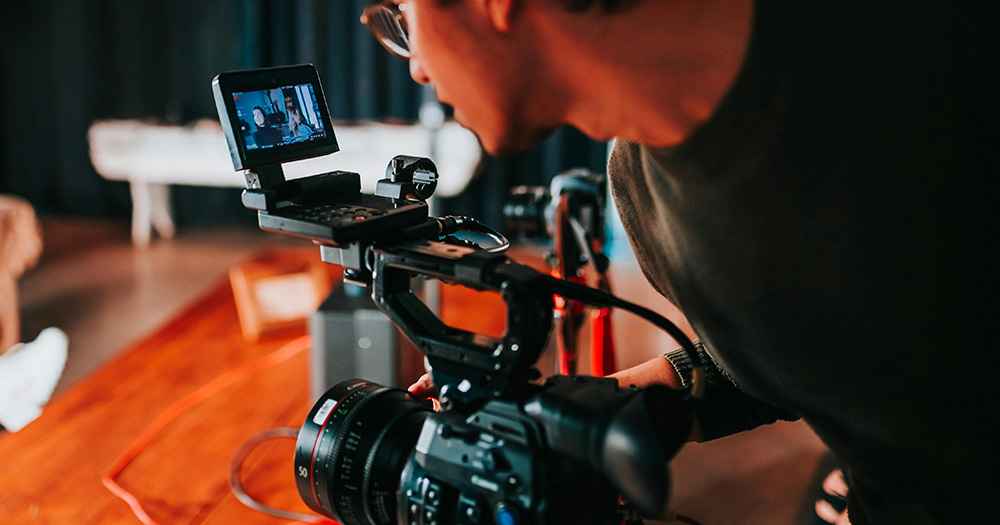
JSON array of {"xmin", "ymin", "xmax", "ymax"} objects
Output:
[{"xmin": 483, "ymin": 0, "xmax": 517, "ymax": 33}]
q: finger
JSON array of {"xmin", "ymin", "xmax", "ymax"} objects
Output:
[
  {"xmin": 822, "ymin": 469, "xmax": 849, "ymax": 498},
  {"xmin": 408, "ymin": 373, "xmax": 434, "ymax": 395},
  {"xmin": 815, "ymin": 499, "xmax": 846, "ymax": 524}
]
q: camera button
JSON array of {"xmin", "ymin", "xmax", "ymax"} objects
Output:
[
  {"xmin": 462, "ymin": 502, "xmax": 482, "ymax": 523},
  {"xmin": 427, "ymin": 484, "xmax": 441, "ymax": 505},
  {"xmin": 495, "ymin": 504, "xmax": 518, "ymax": 525}
]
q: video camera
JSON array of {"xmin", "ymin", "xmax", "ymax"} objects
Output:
[{"xmin": 213, "ymin": 64, "xmax": 702, "ymax": 525}]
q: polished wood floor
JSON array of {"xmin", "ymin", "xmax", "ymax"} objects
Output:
[
  {"xmin": 11, "ymin": 215, "xmax": 833, "ymax": 525},
  {"xmin": 17, "ymin": 216, "xmax": 300, "ymax": 396}
]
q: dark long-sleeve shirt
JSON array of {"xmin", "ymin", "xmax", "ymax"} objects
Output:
[{"xmin": 607, "ymin": 1, "xmax": 998, "ymax": 523}]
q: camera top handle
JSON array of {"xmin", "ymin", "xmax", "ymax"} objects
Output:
[
  {"xmin": 321, "ymin": 238, "xmax": 554, "ymax": 404},
  {"xmin": 320, "ymin": 232, "xmax": 705, "ymax": 407}
]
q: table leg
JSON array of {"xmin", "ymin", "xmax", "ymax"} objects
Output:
[
  {"xmin": 149, "ymin": 183, "xmax": 175, "ymax": 240},
  {"xmin": 129, "ymin": 179, "xmax": 152, "ymax": 247}
]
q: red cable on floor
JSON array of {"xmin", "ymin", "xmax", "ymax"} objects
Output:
[{"xmin": 101, "ymin": 334, "xmax": 325, "ymax": 525}]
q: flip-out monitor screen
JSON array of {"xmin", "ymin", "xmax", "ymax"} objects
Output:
[{"xmin": 213, "ymin": 64, "xmax": 339, "ymax": 170}]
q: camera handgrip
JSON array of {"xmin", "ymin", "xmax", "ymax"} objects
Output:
[{"xmin": 523, "ymin": 376, "xmax": 693, "ymax": 519}]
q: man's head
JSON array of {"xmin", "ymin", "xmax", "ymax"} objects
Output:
[
  {"xmin": 368, "ymin": 0, "xmax": 752, "ymax": 154},
  {"xmin": 384, "ymin": 0, "xmax": 634, "ymax": 155},
  {"xmin": 392, "ymin": 0, "xmax": 545, "ymax": 156}
]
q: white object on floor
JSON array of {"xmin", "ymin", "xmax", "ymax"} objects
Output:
[{"xmin": 0, "ymin": 327, "xmax": 69, "ymax": 432}]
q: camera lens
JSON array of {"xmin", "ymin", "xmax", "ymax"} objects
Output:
[
  {"xmin": 503, "ymin": 186, "xmax": 550, "ymax": 238},
  {"xmin": 294, "ymin": 379, "xmax": 433, "ymax": 525}
]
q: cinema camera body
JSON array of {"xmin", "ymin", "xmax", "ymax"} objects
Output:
[{"xmin": 213, "ymin": 64, "xmax": 701, "ymax": 525}]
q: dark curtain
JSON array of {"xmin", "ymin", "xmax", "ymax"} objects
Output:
[{"xmin": 0, "ymin": 0, "xmax": 608, "ymax": 230}]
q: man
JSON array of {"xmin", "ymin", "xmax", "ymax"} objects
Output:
[{"xmin": 370, "ymin": 1, "xmax": 997, "ymax": 523}]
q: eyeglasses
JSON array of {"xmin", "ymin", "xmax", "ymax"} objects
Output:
[{"xmin": 360, "ymin": 1, "xmax": 411, "ymax": 58}]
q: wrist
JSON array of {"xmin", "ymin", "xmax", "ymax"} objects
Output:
[{"xmin": 610, "ymin": 354, "xmax": 685, "ymax": 390}]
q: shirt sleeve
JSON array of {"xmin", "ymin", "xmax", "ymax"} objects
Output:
[{"xmin": 663, "ymin": 340, "xmax": 799, "ymax": 442}]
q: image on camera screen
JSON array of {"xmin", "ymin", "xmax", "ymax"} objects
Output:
[{"xmin": 232, "ymin": 83, "xmax": 328, "ymax": 152}]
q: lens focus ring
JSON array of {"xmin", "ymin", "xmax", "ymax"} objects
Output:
[{"xmin": 295, "ymin": 379, "xmax": 432, "ymax": 525}]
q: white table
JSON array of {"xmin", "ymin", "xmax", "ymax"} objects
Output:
[{"xmin": 88, "ymin": 119, "xmax": 482, "ymax": 246}]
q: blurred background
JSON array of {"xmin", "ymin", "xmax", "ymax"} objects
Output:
[
  {"xmin": 0, "ymin": 3, "xmax": 830, "ymax": 524},
  {"xmin": 0, "ymin": 0, "xmax": 611, "ymax": 390},
  {"xmin": 0, "ymin": 0, "xmax": 608, "ymax": 227}
]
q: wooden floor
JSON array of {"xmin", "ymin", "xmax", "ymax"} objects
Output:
[
  {"xmin": 8, "ymin": 215, "xmax": 833, "ymax": 525},
  {"xmin": 17, "ymin": 216, "xmax": 300, "ymax": 396}
]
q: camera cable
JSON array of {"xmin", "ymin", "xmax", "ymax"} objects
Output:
[
  {"xmin": 444, "ymin": 215, "xmax": 510, "ymax": 253},
  {"xmin": 541, "ymin": 274, "xmax": 706, "ymax": 401},
  {"xmin": 228, "ymin": 426, "xmax": 333, "ymax": 523},
  {"xmin": 403, "ymin": 215, "xmax": 510, "ymax": 253}
]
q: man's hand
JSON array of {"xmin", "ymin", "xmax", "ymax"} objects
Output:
[
  {"xmin": 408, "ymin": 372, "xmax": 435, "ymax": 397},
  {"xmin": 815, "ymin": 468, "xmax": 851, "ymax": 524},
  {"xmin": 610, "ymin": 356, "xmax": 702, "ymax": 442},
  {"xmin": 407, "ymin": 372, "xmax": 442, "ymax": 411},
  {"xmin": 609, "ymin": 355, "xmax": 685, "ymax": 390}
]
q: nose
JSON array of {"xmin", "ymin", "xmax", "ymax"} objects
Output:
[{"xmin": 409, "ymin": 55, "xmax": 431, "ymax": 85}]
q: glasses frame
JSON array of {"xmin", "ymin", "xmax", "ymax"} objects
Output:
[{"xmin": 360, "ymin": 1, "xmax": 411, "ymax": 58}]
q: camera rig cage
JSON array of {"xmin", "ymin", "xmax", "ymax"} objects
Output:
[{"xmin": 213, "ymin": 64, "xmax": 704, "ymax": 525}]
